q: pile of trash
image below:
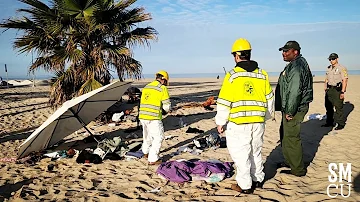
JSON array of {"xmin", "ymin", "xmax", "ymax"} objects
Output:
[
  {"xmin": 193, "ymin": 133, "xmax": 222, "ymax": 150},
  {"xmin": 44, "ymin": 148, "xmax": 77, "ymax": 160},
  {"xmin": 14, "ymin": 137, "xmax": 143, "ymax": 166},
  {"xmin": 75, "ymin": 137, "xmax": 142, "ymax": 164},
  {"xmin": 170, "ymin": 133, "xmax": 225, "ymax": 156},
  {"xmin": 172, "ymin": 96, "xmax": 217, "ymax": 111},
  {"xmin": 111, "ymin": 110, "xmax": 137, "ymax": 123},
  {"xmin": 202, "ymin": 96, "xmax": 216, "ymax": 110}
]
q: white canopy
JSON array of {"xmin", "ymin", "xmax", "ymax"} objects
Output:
[{"xmin": 18, "ymin": 81, "xmax": 132, "ymax": 159}]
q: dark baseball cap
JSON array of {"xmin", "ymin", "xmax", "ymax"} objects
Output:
[
  {"xmin": 279, "ymin": 41, "xmax": 301, "ymax": 51},
  {"xmin": 328, "ymin": 53, "xmax": 338, "ymax": 59}
]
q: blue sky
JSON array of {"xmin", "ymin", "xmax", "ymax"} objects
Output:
[{"xmin": 0, "ymin": 0, "xmax": 359, "ymax": 79}]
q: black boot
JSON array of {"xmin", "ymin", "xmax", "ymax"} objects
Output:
[
  {"xmin": 252, "ymin": 181, "xmax": 264, "ymax": 189},
  {"xmin": 321, "ymin": 123, "xmax": 335, "ymax": 127},
  {"xmin": 335, "ymin": 124, "xmax": 345, "ymax": 130},
  {"xmin": 276, "ymin": 162, "xmax": 290, "ymax": 169}
]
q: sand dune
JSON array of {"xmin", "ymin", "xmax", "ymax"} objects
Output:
[{"xmin": 0, "ymin": 76, "xmax": 359, "ymax": 201}]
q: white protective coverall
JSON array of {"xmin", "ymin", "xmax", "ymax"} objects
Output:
[
  {"xmin": 215, "ymin": 67, "xmax": 275, "ymax": 190},
  {"xmin": 139, "ymin": 80, "xmax": 171, "ymax": 163}
]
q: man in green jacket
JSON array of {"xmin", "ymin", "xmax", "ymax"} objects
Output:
[{"xmin": 275, "ymin": 41, "xmax": 313, "ymax": 177}]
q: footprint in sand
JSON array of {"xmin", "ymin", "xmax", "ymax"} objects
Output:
[
  {"xmin": 99, "ymin": 192, "xmax": 110, "ymax": 197},
  {"xmin": 65, "ymin": 190, "xmax": 77, "ymax": 197},
  {"xmin": 115, "ymin": 192, "xmax": 133, "ymax": 199},
  {"xmin": 92, "ymin": 197, "xmax": 101, "ymax": 202},
  {"xmin": 139, "ymin": 180, "xmax": 151, "ymax": 187},
  {"xmin": 91, "ymin": 179, "xmax": 102, "ymax": 187},
  {"xmin": 78, "ymin": 174, "xmax": 86, "ymax": 180},
  {"xmin": 109, "ymin": 168, "xmax": 117, "ymax": 174},
  {"xmin": 136, "ymin": 186, "xmax": 147, "ymax": 193},
  {"xmin": 39, "ymin": 189, "xmax": 48, "ymax": 196}
]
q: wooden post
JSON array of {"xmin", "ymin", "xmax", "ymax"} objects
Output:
[
  {"xmin": 5, "ymin": 64, "xmax": 9, "ymax": 88},
  {"xmin": 32, "ymin": 51, "xmax": 35, "ymax": 87}
]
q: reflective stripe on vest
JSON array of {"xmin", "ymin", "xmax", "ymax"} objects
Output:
[
  {"xmin": 266, "ymin": 91, "xmax": 274, "ymax": 100},
  {"xmin": 217, "ymin": 98, "xmax": 232, "ymax": 107},
  {"xmin": 144, "ymin": 83, "xmax": 163, "ymax": 92},
  {"xmin": 232, "ymin": 100, "xmax": 268, "ymax": 108},
  {"xmin": 140, "ymin": 104, "xmax": 160, "ymax": 110},
  {"xmin": 139, "ymin": 81, "xmax": 164, "ymax": 120},
  {"xmin": 162, "ymin": 98, "xmax": 171, "ymax": 105},
  {"xmin": 230, "ymin": 111, "xmax": 266, "ymax": 119},
  {"xmin": 219, "ymin": 67, "xmax": 269, "ymax": 124},
  {"xmin": 229, "ymin": 68, "xmax": 265, "ymax": 83},
  {"xmin": 139, "ymin": 111, "xmax": 159, "ymax": 117}
]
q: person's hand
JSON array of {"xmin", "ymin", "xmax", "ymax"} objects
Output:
[
  {"xmin": 285, "ymin": 114, "xmax": 293, "ymax": 121},
  {"xmin": 340, "ymin": 93, "xmax": 345, "ymax": 100},
  {"xmin": 217, "ymin": 125, "xmax": 224, "ymax": 135}
]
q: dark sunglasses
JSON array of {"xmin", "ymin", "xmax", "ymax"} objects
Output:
[{"xmin": 329, "ymin": 58, "xmax": 337, "ymax": 61}]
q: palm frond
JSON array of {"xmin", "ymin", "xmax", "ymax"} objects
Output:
[
  {"xmin": 19, "ymin": 0, "xmax": 51, "ymax": 12},
  {"xmin": 121, "ymin": 27, "xmax": 158, "ymax": 48},
  {"xmin": 49, "ymin": 67, "xmax": 76, "ymax": 107},
  {"xmin": 2, "ymin": 0, "xmax": 158, "ymax": 107},
  {"xmin": 78, "ymin": 78, "xmax": 103, "ymax": 95},
  {"xmin": 0, "ymin": 17, "xmax": 35, "ymax": 31},
  {"xmin": 115, "ymin": 0, "xmax": 137, "ymax": 10}
]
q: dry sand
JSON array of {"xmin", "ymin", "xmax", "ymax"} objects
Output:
[{"xmin": 0, "ymin": 76, "xmax": 359, "ymax": 201}]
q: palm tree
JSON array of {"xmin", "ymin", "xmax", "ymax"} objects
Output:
[{"xmin": 0, "ymin": 0, "xmax": 158, "ymax": 107}]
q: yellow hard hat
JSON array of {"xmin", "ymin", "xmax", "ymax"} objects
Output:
[
  {"xmin": 156, "ymin": 70, "xmax": 169, "ymax": 82},
  {"xmin": 231, "ymin": 38, "xmax": 252, "ymax": 54}
]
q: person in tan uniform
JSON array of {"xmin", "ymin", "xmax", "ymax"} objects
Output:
[{"xmin": 322, "ymin": 53, "xmax": 348, "ymax": 130}]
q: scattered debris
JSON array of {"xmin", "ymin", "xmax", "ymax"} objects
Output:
[
  {"xmin": 165, "ymin": 135, "xmax": 177, "ymax": 140},
  {"xmin": 186, "ymin": 127, "xmax": 204, "ymax": 134}
]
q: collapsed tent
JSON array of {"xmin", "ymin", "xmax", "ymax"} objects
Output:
[{"xmin": 18, "ymin": 81, "xmax": 132, "ymax": 159}]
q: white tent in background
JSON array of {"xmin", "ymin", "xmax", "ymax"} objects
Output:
[{"xmin": 18, "ymin": 81, "xmax": 132, "ymax": 159}]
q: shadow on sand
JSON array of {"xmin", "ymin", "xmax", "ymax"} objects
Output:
[
  {"xmin": 263, "ymin": 101, "xmax": 354, "ymax": 182},
  {"xmin": 353, "ymin": 173, "xmax": 360, "ymax": 193},
  {"xmin": 0, "ymin": 178, "xmax": 35, "ymax": 200},
  {"xmin": 0, "ymin": 129, "xmax": 37, "ymax": 144},
  {"xmin": 160, "ymin": 127, "xmax": 219, "ymax": 162},
  {"xmin": 45, "ymin": 89, "xmax": 221, "ymax": 154},
  {"xmin": 0, "ymin": 91, "xmax": 49, "ymax": 104},
  {"xmin": 0, "ymin": 102, "xmax": 49, "ymax": 112}
]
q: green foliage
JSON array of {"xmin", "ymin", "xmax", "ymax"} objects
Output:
[{"xmin": 1, "ymin": 0, "xmax": 158, "ymax": 107}]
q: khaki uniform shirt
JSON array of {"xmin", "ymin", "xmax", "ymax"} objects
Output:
[{"xmin": 326, "ymin": 64, "xmax": 348, "ymax": 86}]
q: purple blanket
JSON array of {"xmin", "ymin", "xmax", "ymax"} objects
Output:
[{"xmin": 156, "ymin": 160, "xmax": 233, "ymax": 183}]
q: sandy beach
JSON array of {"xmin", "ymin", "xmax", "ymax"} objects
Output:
[{"xmin": 0, "ymin": 75, "xmax": 359, "ymax": 201}]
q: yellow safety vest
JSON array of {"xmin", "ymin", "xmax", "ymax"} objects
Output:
[
  {"xmin": 217, "ymin": 67, "xmax": 274, "ymax": 124},
  {"xmin": 139, "ymin": 80, "xmax": 170, "ymax": 120}
]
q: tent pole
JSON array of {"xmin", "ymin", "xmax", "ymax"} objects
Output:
[{"xmin": 69, "ymin": 108, "xmax": 99, "ymax": 143}]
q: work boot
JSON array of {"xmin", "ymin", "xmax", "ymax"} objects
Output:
[
  {"xmin": 335, "ymin": 125, "xmax": 345, "ymax": 130},
  {"xmin": 230, "ymin": 184, "xmax": 253, "ymax": 194},
  {"xmin": 321, "ymin": 123, "xmax": 335, "ymax": 127},
  {"xmin": 276, "ymin": 162, "xmax": 290, "ymax": 169},
  {"xmin": 252, "ymin": 181, "xmax": 264, "ymax": 189},
  {"xmin": 148, "ymin": 159, "xmax": 162, "ymax": 165}
]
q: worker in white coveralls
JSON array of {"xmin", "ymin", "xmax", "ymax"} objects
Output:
[
  {"xmin": 139, "ymin": 70, "xmax": 171, "ymax": 165},
  {"xmin": 215, "ymin": 38, "xmax": 275, "ymax": 194}
]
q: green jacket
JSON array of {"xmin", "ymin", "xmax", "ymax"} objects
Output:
[{"xmin": 275, "ymin": 55, "xmax": 313, "ymax": 116}]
